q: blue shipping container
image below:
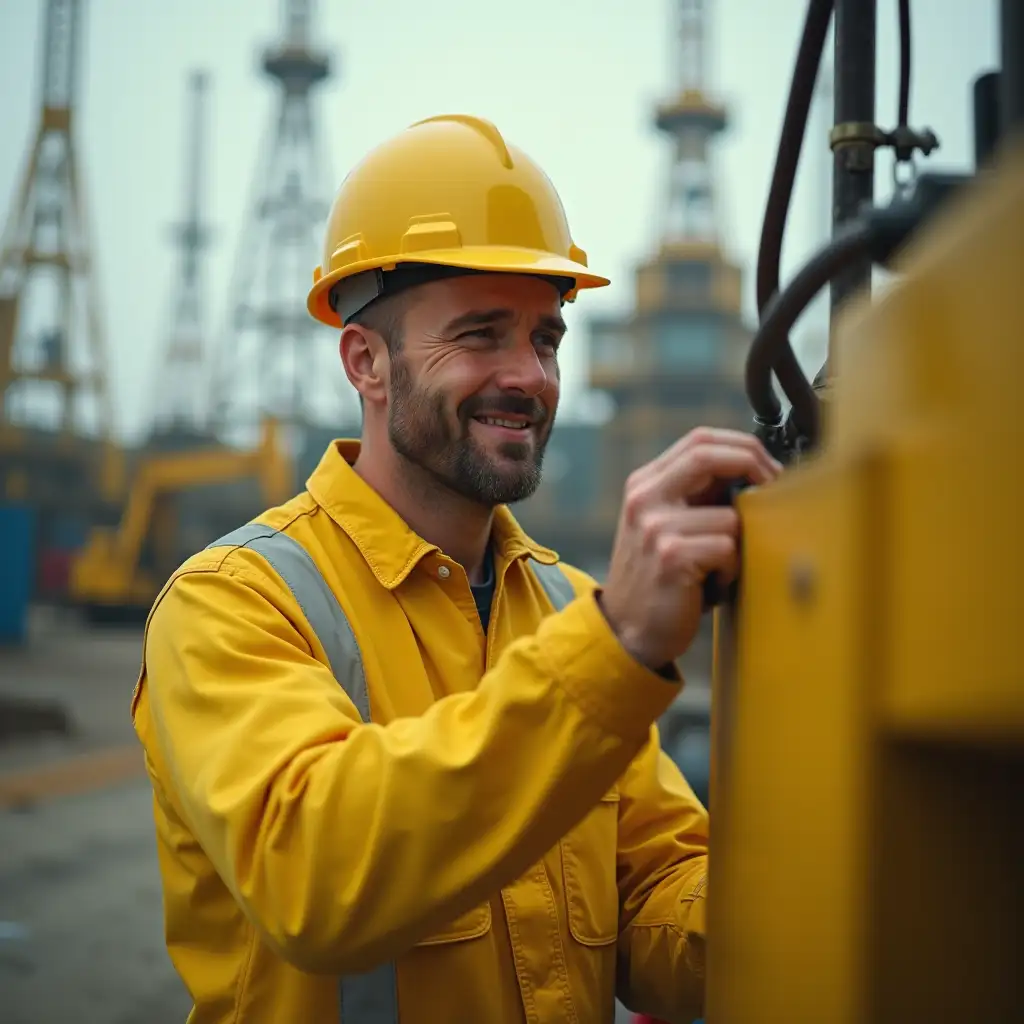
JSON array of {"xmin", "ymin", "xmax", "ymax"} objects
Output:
[
  {"xmin": 0, "ymin": 503, "xmax": 35, "ymax": 645},
  {"xmin": 49, "ymin": 514, "xmax": 89, "ymax": 551}
]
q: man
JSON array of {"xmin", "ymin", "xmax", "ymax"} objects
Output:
[{"xmin": 132, "ymin": 114, "xmax": 781, "ymax": 1023}]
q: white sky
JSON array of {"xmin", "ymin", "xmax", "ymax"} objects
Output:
[{"xmin": 0, "ymin": 0, "xmax": 1000, "ymax": 441}]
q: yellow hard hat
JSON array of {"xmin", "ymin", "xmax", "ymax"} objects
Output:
[{"xmin": 307, "ymin": 114, "xmax": 610, "ymax": 328}]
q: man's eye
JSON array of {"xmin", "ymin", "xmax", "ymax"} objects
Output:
[{"xmin": 535, "ymin": 335, "xmax": 560, "ymax": 352}]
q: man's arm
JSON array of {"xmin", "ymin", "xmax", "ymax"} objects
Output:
[
  {"xmin": 614, "ymin": 730, "xmax": 709, "ymax": 1023},
  {"xmin": 134, "ymin": 548, "xmax": 678, "ymax": 976}
]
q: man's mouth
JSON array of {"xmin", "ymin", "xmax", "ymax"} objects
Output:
[
  {"xmin": 469, "ymin": 414, "xmax": 540, "ymax": 444},
  {"xmin": 473, "ymin": 415, "xmax": 532, "ymax": 431}
]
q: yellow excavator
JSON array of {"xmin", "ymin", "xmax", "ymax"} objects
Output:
[
  {"xmin": 68, "ymin": 417, "xmax": 293, "ymax": 621},
  {"xmin": 705, "ymin": 0, "xmax": 1023, "ymax": 1020}
]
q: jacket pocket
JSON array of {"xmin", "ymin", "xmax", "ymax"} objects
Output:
[
  {"xmin": 413, "ymin": 901, "xmax": 492, "ymax": 947},
  {"xmin": 560, "ymin": 788, "xmax": 621, "ymax": 947}
]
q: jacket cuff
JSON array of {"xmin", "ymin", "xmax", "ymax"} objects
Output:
[{"xmin": 536, "ymin": 590, "xmax": 682, "ymax": 740}]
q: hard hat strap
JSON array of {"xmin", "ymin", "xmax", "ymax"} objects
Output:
[{"xmin": 329, "ymin": 264, "xmax": 575, "ymax": 324}]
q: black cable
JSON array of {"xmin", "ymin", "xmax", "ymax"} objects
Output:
[
  {"xmin": 897, "ymin": 0, "xmax": 911, "ymax": 128},
  {"xmin": 756, "ymin": 0, "xmax": 836, "ymax": 321},
  {"xmin": 749, "ymin": 0, "xmax": 834, "ymax": 441},
  {"xmin": 746, "ymin": 220, "xmax": 873, "ymax": 438},
  {"xmin": 750, "ymin": 168, "xmax": 969, "ymax": 450},
  {"xmin": 1000, "ymin": 0, "xmax": 1024, "ymax": 138}
]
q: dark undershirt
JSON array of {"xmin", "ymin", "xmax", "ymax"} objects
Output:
[
  {"xmin": 470, "ymin": 550, "xmax": 676, "ymax": 680},
  {"xmin": 469, "ymin": 544, "xmax": 496, "ymax": 632}
]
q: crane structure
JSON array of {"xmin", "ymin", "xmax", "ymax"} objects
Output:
[
  {"xmin": 148, "ymin": 70, "xmax": 214, "ymax": 447},
  {"xmin": 0, "ymin": 0, "xmax": 123, "ymax": 529},
  {"xmin": 207, "ymin": 0, "xmax": 338, "ymax": 449}
]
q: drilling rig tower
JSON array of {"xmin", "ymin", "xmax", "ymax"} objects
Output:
[
  {"xmin": 585, "ymin": 0, "xmax": 751, "ymax": 497},
  {"xmin": 0, "ymin": 0, "xmax": 123, "ymax": 534},
  {"xmin": 540, "ymin": 0, "xmax": 752, "ymax": 673},
  {"xmin": 148, "ymin": 69, "xmax": 215, "ymax": 449},
  {"xmin": 208, "ymin": 0, "xmax": 338, "ymax": 450}
]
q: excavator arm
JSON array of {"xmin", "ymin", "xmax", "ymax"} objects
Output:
[{"xmin": 69, "ymin": 417, "xmax": 292, "ymax": 615}]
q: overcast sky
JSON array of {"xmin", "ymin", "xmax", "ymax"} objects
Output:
[{"xmin": 0, "ymin": 0, "xmax": 999, "ymax": 441}]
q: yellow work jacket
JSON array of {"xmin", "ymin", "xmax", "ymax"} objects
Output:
[{"xmin": 132, "ymin": 439, "xmax": 709, "ymax": 1024}]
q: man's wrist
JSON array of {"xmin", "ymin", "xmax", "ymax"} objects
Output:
[{"xmin": 593, "ymin": 588, "xmax": 677, "ymax": 681}]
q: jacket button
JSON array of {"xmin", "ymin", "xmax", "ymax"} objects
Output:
[{"xmin": 437, "ymin": 565, "xmax": 451, "ymax": 579}]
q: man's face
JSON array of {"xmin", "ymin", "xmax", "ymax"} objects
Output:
[{"xmin": 385, "ymin": 273, "xmax": 565, "ymax": 507}]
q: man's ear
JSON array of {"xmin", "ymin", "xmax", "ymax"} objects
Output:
[{"xmin": 340, "ymin": 325, "xmax": 389, "ymax": 406}]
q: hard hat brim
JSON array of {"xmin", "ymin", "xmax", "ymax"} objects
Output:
[{"xmin": 308, "ymin": 247, "xmax": 611, "ymax": 329}]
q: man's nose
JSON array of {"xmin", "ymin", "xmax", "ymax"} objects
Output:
[{"xmin": 492, "ymin": 337, "xmax": 552, "ymax": 397}]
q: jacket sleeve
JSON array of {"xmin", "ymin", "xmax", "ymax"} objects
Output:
[
  {"xmin": 134, "ymin": 552, "xmax": 680, "ymax": 975},
  {"xmin": 614, "ymin": 731, "xmax": 709, "ymax": 1023}
]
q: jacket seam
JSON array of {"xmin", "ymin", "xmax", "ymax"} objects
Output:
[
  {"xmin": 538, "ymin": 863, "xmax": 580, "ymax": 1024},
  {"xmin": 230, "ymin": 922, "xmax": 260, "ymax": 1024}
]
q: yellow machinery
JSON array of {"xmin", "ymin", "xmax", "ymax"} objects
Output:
[
  {"xmin": 706, "ymin": 0, "xmax": 1023, "ymax": 1020},
  {"xmin": 69, "ymin": 417, "xmax": 293, "ymax": 619}
]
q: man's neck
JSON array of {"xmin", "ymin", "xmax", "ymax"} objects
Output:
[{"xmin": 352, "ymin": 441, "xmax": 494, "ymax": 585}]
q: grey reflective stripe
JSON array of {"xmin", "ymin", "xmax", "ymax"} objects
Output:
[
  {"xmin": 337, "ymin": 962, "xmax": 400, "ymax": 1024},
  {"xmin": 206, "ymin": 524, "xmax": 370, "ymax": 721},
  {"xmin": 204, "ymin": 523, "xmax": 398, "ymax": 1022},
  {"xmin": 529, "ymin": 558, "xmax": 576, "ymax": 611}
]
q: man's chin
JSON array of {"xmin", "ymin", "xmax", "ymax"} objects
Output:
[
  {"xmin": 483, "ymin": 462, "xmax": 544, "ymax": 505},
  {"xmin": 491, "ymin": 441, "xmax": 536, "ymax": 464}
]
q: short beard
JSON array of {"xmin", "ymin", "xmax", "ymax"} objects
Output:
[{"xmin": 387, "ymin": 354, "xmax": 552, "ymax": 507}]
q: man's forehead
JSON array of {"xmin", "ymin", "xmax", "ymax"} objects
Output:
[{"xmin": 412, "ymin": 272, "xmax": 567, "ymax": 331}]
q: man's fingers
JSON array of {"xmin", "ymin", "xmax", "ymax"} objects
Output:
[
  {"xmin": 651, "ymin": 426, "xmax": 781, "ymax": 475},
  {"xmin": 638, "ymin": 506, "xmax": 739, "ymax": 551},
  {"xmin": 656, "ymin": 533, "xmax": 739, "ymax": 583},
  {"xmin": 658, "ymin": 444, "xmax": 778, "ymax": 500}
]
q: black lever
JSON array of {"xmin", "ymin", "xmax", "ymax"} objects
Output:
[{"xmin": 701, "ymin": 479, "xmax": 750, "ymax": 611}]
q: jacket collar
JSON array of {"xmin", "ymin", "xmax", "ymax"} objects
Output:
[{"xmin": 306, "ymin": 439, "xmax": 558, "ymax": 589}]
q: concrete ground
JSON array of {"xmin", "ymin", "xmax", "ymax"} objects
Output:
[
  {"xmin": 0, "ymin": 780, "xmax": 193, "ymax": 1024},
  {"xmin": 0, "ymin": 609, "xmax": 191, "ymax": 1023},
  {"xmin": 0, "ymin": 609, "xmax": 642, "ymax": 1024}
]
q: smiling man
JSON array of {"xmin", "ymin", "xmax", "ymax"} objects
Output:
[
  {"xmin": 132, "ymin": 114, "xmax": 781, "ymax": 1023},
  {"xmin": 343, "ymin": 268, "xmax": 569, "ymax": 583}
]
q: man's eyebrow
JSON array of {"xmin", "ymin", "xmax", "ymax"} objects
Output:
[
  {"xmin": 440, "ymin": 309, "xmax": 569, "ymax": 337},
  {"xmin": 537, "ymin": 313, "xmax": 568, "ymax": 336},
  {"xmin": 441, "ymin": 308, "xmax": 515, "ymax": 335}
]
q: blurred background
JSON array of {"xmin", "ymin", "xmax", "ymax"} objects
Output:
[{"xmin": 0, "ymin": 1, "xmax": 998, "ymax": 1020}]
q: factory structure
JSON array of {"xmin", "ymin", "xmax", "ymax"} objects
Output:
[{"xmin": 1, "ymin": 0, "xmax": 757, "ymax": 675}]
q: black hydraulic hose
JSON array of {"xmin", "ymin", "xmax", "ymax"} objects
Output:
[
  {"xmin": 746, "ymin": 220, "xmax": 873, "ymax": 439},
  {"xmin": 749, "ymin": 0, "xmax": 834, "ymax": 436},
  {"xmin": 897, "ymin": 0, "xmax": 911, "ymax": 128},
  {"xmin": 755, "ymin": 0, "xmax": 836, "ymax": 321}
]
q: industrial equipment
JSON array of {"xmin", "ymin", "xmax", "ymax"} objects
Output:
[
  {"xmin": 707, "ymin": 0, "xmax": 1023, "ymax": 1021},
  {"xmin": 68, "ymin": 417, "xmax": 293, "ymax": 621},
  {"xmin": 0, "ymin": 0, "xmax": 124, "ymax": 531},
  {"xmin": 149, "ymin": 68, "xmax": 215, "ymax": 442},
  {"xmin": 206, "ymin": 0, "xmax": 341, "ymax": 448}
]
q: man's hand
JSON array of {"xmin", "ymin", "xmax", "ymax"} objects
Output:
[{"xmin": 600, "ymin": 427, "xmax": 782, "ymax": 670}]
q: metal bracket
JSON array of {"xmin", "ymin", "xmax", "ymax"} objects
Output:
[{"xmin": 830, "ymin": 120, "xmax": 941, "ymax": 171}]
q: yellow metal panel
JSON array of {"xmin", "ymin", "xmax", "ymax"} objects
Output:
[
  {"xmin": 710, "ymin": 138, "xmax": 1024, "ymax": 1021},
  {"xmin": 881, "ymin": 433, "xmax": 1023, "ymax": 744},
  {"xmin": 707, "ymin": 457, "xmax": 875, "ymax": 1024},
  {"xmin": 826, "ymin": 150, "xmax": 1024, "ymax": 745}
]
